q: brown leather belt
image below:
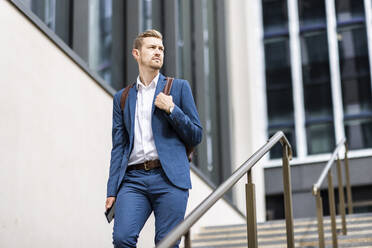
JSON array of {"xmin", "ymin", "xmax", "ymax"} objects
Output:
[{"xmin": 127, "ymin": 159, "xmax": 161, "ymax": 171}]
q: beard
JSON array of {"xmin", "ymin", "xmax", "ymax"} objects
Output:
[
  {"xmin": 149, "ymin": 59, "xmax": 163, "ymax": 70},
  {"xmin": 150, "ymin": 63, "xmax": 162, "ymax": 70},
  {"xmin": 140, "ymin": 57, "xmax": 163, "ymax": 70}
]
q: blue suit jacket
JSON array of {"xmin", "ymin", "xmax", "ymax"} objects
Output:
[{"xmin": 107, "ymin": 74, "xmax": 203, "ymax": 197}]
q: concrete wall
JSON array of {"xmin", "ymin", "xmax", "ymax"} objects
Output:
[
  {"xmin": 0, "ymin": 1, "xmax": 114, "ymax": 247},
  {"xmin": 0, "ymin": 1, "xmax": 244, "ymax": 247},
  {"xmin": 225, "ymin": 0, "xmax": 268, "ymax": 222},
  {"xmin": 265, "ymin": 156, "xmax": 372, "ymax": 218}
]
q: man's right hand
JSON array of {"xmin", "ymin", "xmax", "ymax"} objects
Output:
[{"xmin": 106, "ymin": 197, "xmax": 116, "ymax": 210}]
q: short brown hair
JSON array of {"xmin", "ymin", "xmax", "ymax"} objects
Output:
[{"xmin": 133, "ymin": 29, "xmax": 163, "ymax": 50}]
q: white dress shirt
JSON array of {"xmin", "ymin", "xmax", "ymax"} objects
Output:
[{"xmin": 128, "ymin": 74, "xmax": 160, "ymax": 165}]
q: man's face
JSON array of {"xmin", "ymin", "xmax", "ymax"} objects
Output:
[{"xmin": 135, "ymin": 37, "xmax": 164, "ymax": 70}]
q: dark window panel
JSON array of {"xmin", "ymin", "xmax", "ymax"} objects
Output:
[
  {"xmin": 267, "ymin": 90, "xmax": 294, "ymax": 124},
  {"xmin": 30, "ymin": 0, "xmax": 73, "ymax": 46},
  {"xmin": 306, "ymin": 122, "xmax": 335, "ymax": 154},
  {"xmin": 265, "ymin": 67, "xmax": 293, "ymax": 90},
  {"xmin": 97, "ymin": 0, "xmax": 113, "ymax": 83},
  {"xmin": 338, "ymin": 23, "xmax": 372, "ymax": 150},
  {"xmin": 335, "ymin": 0, "xmax": 365, "ymax": 23},
  {"xmin": 142, "ymin": 0, "xmax": 153, "ymax": 31},
  {"xmin": 188, "ymin": 0, "xmax": 230, "ymax": 186},
  {"xmin": 342, "ymin": 76, "xmax": 372, "ymax": 116},
  {"xmin": 345, "ymin": 118, "xmax": 372, "ymax": 149},
  {"xmin": 338, "ymin": 26, "xmax": 372, "ymax": 116},
  {"xmin": 269, "ymin": 128, "xmax": 297, "ymax": 159},
  {"xmin": 265, "ymin": 38, "xmax": 294, "ymax": 125},
  {"xmin": 298, "ymin": 0, "xmax": 326, "ymax": 28},
  {"xmin": 262, "ymin": 0, "xmax": 288, "ymax": 34},
  {"xmin": 303, "ymin": 82, "xmax": 333, "ymax": 119},
  {"xmin": 263, "ymin": 5, "xmax": 296, "ymax": 157},
  {"xmin": 264, "ymin": 39, "xmax": 292, "ymax": 87},
  {"xmin": 55, "ymin": 0, "xmax": 73, "ymax": 46},
  {"xmin": 26, "ymin": 0, "xmax": 119, "ymax": 88},
  {"xmin": 300, "ymin": 31, "xmax": 333, "ymax": 120},
  {"xmin": 266, "ymin": 194, "xmax": 284, "ymax": 220}
]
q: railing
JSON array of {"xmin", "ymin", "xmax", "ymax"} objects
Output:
[
  {"xmin": 157, "ymin": 131, "xmax": 295, "ymax": 248},
  {"xmin": 312, "ymin": 138, "xmax": 353, "ymax": 248}
]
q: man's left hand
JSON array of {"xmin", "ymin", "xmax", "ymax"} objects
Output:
[{"xmin": 155, "ymin": 93, "xmax": 175, "ymax": 114}]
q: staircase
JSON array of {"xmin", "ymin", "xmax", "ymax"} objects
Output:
[{"xmin": 189, "ymin": 213, "xmax": 372, "ymax": 247}]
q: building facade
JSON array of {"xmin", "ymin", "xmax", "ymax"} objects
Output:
[
  {"xmin": 4, "ymin": 0, "xmax": 372, "ymax": 238},
  {"xmin": 260, "ymin": 0, "xmax": 372, "ymax": 219}
]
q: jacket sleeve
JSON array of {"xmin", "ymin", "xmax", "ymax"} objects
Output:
[
  {"xmin": 165, "ymin": 80, "xmax": 203, "ymax": 147},
  {"xmin": 106, "ymin": 91, "xmax": 126, "ymax": 197}
]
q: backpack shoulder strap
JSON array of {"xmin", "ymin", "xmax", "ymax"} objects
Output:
[
  {"xmin": 163, "ymin": 77, "xmax": 194, "ymax": 162},
  {"xmin": 120, "ymin": 83, "xmax": 135, "ymax": 111},
  {"xmin": 163, "ymin": 77, "xmax": 174, "ymax": 95}
]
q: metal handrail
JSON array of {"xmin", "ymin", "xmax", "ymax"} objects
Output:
[
  {"xmin": 312, "ymin": 138, "xmax": 353, "ymax": 248},
  {"xmin": 313, "ymin": 138, "xmax": 346, "ymax": 194},
  {"xmin": 157, "ymin": 131, "xmax": 295, "ymax": 248}
]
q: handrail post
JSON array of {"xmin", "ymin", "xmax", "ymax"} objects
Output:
[
  {"xmin": 336, "ymin": 155, "xmax": 347, "ymax": 235},
  {"xmin": 344, "ymin": 143, "xmax": 353, "ymax": 214},
  {"xmin": 184, "ymin": 231, "xmax": 191, "ymax": 248},
  {"xmin": 282, "ymin": 144, "xmax": 295, "ymax": 248},
  {"xmin": 315, "ymin": 192, "xmax": 325, "ymax": 248},
  {"xmin": 246, "ymin": 170, "xmax": 258, "ymax": 248},
  {"xmin": 328, "ymin": 170, "xmax": 338, "ymax": 248}
]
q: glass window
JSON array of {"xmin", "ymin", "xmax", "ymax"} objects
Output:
[
  {"xmin": 269, "ymin": 128, "xmax": 296, "ymax": 158},
  {"xmin": 177, "ymin": 0, "xmax": 185, "ymax": 78},
  {"xmin": 27, "ymin": 0, "xmax": 72, "ymax": 45},
  {"xmin": 21, "ymin": 0, "xmax": 117, "ymax": 87},
  {"xmin": 264, "ymin": 38, "xmax": 296, "ymax": 158},
  {"xmin": 301, "ymin": 31, "xmax": 335, "ymax": 154},
  {"xmin": 338, "ymin": 24, "xmax": 372, "ymax": 149},
  {"xmin": 96, "ymin": 0, "xmax": 113, "ymax": 82},
  {"xmin": 298, "ymin": 0, "xmax": 326, "ymax": 28},
  {"xmin": 31, "ymin": 0, "xmax": 56, "ymax": 29},
  {"xmin": 263, "ymin": 0, "xmax": 296, "ymax": 159},
  {"xmin": 306, "ymin": 122, "xmax": 335, "ymax": 154},
  {"xmin": 345, "ymin": 119, "xmax": 372, "ymax": 149},
  {"xmin": 142, "ymin": 0, "xmax": 153, "ymax": 31},
  {"xmin": 336, "ymin": 0, "xmax": 372, "ymax": 150},
  {"xmin": 262, "ymin": 0, "xmax": 288, "ymax": 34},
  {"xmin": 338, "ymin": 26, "xmax": 372, "ymax": 115},
  {"xmin": 198, "ymin": 0, "xmax": 221, "ymax": 184},
  {"xmin": 299, "ymin": 0, "xmax": 335, "ymax": 154},
  {"xmin": 335, "ymin": 0, "xmax": 365, "ymax": 23},
  {"xmin": 301, "ymin": 32, "xmax": 333, "ymax": 119},
  {"xmin": 265, "ymin": 39, "xmax": 294, "ymax": 124}
]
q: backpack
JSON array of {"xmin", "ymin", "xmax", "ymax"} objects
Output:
[{"xmin": 120, "ymin": 77, "xmax": 195, "ymax": 162}]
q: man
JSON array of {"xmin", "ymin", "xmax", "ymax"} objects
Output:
[{"xmin": 105, "ymin": 29, "xmax": 203, "ymax": 248}]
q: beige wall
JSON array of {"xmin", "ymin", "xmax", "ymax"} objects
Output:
[
  {"xmin": 0, "ymin": 1, "xmax": 244, "ymax": 247},
  {"xmin": 225, "ymin": 0, "xmax": 268, "ymax": 222},
  {"xmin": 0, "ymin": 1, "xmax": 114, "ymax": 247}
]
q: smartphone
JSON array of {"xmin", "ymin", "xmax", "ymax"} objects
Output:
[{"xmin": 105, "ymin": 202, "xmax": 115, "ymax": 223}]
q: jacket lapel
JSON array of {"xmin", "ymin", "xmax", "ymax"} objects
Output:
[{"xmin": 128, "ymin": 85, "xmax": 138, "ymax": 139}]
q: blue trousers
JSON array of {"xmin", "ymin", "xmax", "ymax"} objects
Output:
[{"xmin": 113, "ymin": 167, "xmax": 189, "ymax": 248}]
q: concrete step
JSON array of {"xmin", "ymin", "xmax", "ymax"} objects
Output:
[{"xmin": 189, "ymin": 213, "xmax": 372, "ymax": 248}]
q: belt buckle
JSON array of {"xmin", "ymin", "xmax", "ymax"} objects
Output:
[{"xmin": 144, "ymin": 161, "xmax": 150, "ymax": 171}]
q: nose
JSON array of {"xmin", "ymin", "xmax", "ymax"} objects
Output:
[{"xmin": 155, "ymin": 47, "xmax": 163, "ymax": 55}]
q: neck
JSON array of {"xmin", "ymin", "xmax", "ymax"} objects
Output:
[{"xmin": 139, "ymin": 68, "xmax": 159, "ymax": 86}]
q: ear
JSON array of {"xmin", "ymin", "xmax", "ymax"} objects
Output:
[{"xmin": 132, "ymin": 49, "xmax": 139, "ymax": 61}]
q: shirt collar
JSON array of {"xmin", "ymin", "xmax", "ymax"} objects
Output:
[{"xmin": 136, "ymin": 73, "xmax": 160, "ymax": 90}]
